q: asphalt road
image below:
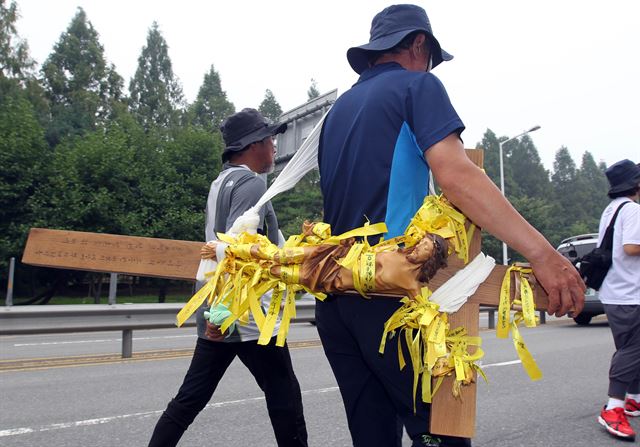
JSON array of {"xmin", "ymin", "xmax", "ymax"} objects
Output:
[{"xmin": 1, "ymin": 314, "xmax": 637, "ymax": 447}]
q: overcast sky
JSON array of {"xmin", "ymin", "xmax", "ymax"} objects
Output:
[{"xmin": 13, "ymin": 0, "xmax": 640, "ymax": 171}]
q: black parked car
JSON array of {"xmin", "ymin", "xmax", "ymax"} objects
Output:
[{"xmin": 556, "ymin": 233, "xmax": 604, "ymax": 325}]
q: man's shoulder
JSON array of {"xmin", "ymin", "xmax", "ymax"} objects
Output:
[
  {"xmin": 216, "ymin": 167, "xmax": 258, "ymax": 185},
  {"xmin": 604, "ymin": 199, "xmax": 640, "ymax": 225},
  {"xmin": 621, "ymin": 200, "xmax": 640, "ymax": 218}
]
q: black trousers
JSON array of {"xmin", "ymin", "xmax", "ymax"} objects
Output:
[
  {"xmin": 148, "ymin": 336, "xmax": 307, "ymax": 447},
  {"xmin": 316, "ymin": 295, "xmax": 471, "ymax": 447},
  {"xmin": 604, "ymin": 304, "xmax": 640, "ymax": 398}
]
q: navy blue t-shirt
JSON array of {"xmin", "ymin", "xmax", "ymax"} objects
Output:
[{"xmin": 318, "ymin": 62, "xmax": 464, "ymax": 237}]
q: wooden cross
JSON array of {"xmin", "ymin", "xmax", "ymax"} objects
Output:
[
  {"xmin": 426, "ymin": 149, "xmax": 548, "ymax": 437},
  {"xmin": 21, "ymin": 150, "xmax": 549, "ymax": 438}
]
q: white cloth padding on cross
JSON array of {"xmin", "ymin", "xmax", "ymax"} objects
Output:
[
  {"xmin": 430, "ymin": 252, "xmax": 496, "ymax": 313},
  {"xmin": 195, "ymin": 242, "xmax": 228, "ymax": 282}
]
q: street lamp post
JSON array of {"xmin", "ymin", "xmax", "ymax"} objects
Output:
[{"xmin": 498, "ymin": 125, "xmax": 541, "ymax": 265}]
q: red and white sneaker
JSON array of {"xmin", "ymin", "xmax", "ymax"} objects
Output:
[
  {"xmin": 598, "ymin": 406, "xmax": 636, "ymax": 439},
  {"xmin": 625, "ymin": 397, "xmax": 640, "ymax": 417}
]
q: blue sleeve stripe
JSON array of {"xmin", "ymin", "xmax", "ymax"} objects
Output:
[{"xmin": 384, "ymin": 122, "xmax": 429, "ymax": 238}]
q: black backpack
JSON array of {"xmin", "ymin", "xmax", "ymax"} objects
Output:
[{"xmin": 579, "ymin": 202, "xmax": 629, "ymax": 290}]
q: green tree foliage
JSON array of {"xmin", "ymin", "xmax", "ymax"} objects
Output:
[
  {"xmin": 271, "ymin": 170, "xmax": 323, "ymax": 237},
  {"xmin": 574, "ymin": 151, "xmax": 609, "ymax": 232},
  {"xmin": 189, "ymin": 64, "xmax": 235, "ymax": 132},
  {"xmin": 155, "ymin": 125, "xmax": 224, "ymax": 240},
  {"xmin": 0, "ymin": 0, "xmax": 48, "ymax": 127},
  {"xmin": 129, "ymin": 22, "xmax": 184, "ymax": 132},
  {"xmin": 29, "ymin": 113, "xmax": 151, "ymax": 235},
  {"xmin": 477, "ymin": 129, "xmax": 500, "ymax": 185},
  {"xmin": 0, "ymin": 91, "xmax": 49, "ymax": 276},
  {"xmin": 509, "ymin": 135, "xmax": 551, "ymax": 199},
  {"xmin": 307, "ymin": 78, "xmax": 320, "ymax": 100},
  {"xmin": 474, "ymin": 134, "xmax": 607, "ymax": 259},
  {"xmin": 41, "ymin": 7, "xmax": 124, "ymax": 146},
  {"xmin": 476, "ymin": 129, "xmax": 554, "ymax": 261},
  {"xmin": 0, "ymin": 0, "xmax": 35, "ymax": 81},
  {"xmin": 550, "ymin": 146, "xmax": 581, "ymax": 234},
  {"xmin": 29, "ymin": 110, "xmax": 223, "ymax": 241},
  {"xmin": 258, "ymin": 88, "xmax": 282, "ymax": 122}
]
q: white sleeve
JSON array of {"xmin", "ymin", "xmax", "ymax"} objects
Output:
[{"xmin": 621, "ymin": 204, "xmax": 640, "ymax": 245}]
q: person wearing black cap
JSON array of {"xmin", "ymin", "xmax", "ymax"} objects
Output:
[
  {"xmin": 595, "ymin": 159, "xmax": 640, "ymax": 441},
  {"xmin": 317, "ymin": 4, "xmax": 585, "ymax": 447},
  {"xmin": 148, "ymin": 108, "xmax": 308, "ymax": 447}
]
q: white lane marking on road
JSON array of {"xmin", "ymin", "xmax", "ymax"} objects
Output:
[
  {"xmin": 12, "ymin": 334, "xmax": 196, "ymax": 347},
  {"xmin": 0, "ymin": 386, "xmax": 341, "ymax": 437},
  {"xmin": 481, "ymin": 360, "xmax": 522, "ymax": 368}
]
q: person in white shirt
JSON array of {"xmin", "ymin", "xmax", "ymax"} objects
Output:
[{"xmin": 596, "ymin": 159, "xmax": 640, "ymax": 441}]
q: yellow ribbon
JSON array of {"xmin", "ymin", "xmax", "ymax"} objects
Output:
[
  {"xmin": 496, "ymin": 265, "xmax": 542, "ymax": 380},
  {"xmin": 352, "ymin": 251, "xmax": 376, "ymax": 297},
  {"xmin": 323, "ymin": 222, "xmax": 388, "ymax": 245},
  {"xmin": 177, "ymin": 194, "xmax": 543, "ymax": 402},
  {"xmin": 379, "ymin": 290, "xmax": 486, "ymax": 409},
  {"xmin": 511, "ymin": 314, "xmax": 543, "ymax": 380},
  {"xmin": 258, "ymin": 284, "xmax": 284, "ymax": 345},
  {"xmin": 403, "ymin": 195, "xmax": 469, "ymax": 262},
  {"xmin": 176, "ymin": 256, "xmax": 230, "ymax": 327},
  {"xmin": 277, "ymin": 247, "xmax": 306, "ymax": 265}
]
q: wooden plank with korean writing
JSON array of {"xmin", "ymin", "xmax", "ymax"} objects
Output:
[{"xmin": 22, "ymin": 228, "xmax": 202, "ymax": 281}]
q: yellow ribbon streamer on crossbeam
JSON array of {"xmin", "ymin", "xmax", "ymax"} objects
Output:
[
  {"xmin": 176, "ymin": 279, "xmax": 216, "ymax": 327},
  {"xmin": 379, "ymin": 289, "xmax": 486, "ymax": 410},
  {"xmin": 352, "ymin": 252, "xmax": 376, "ymax": 297},
  {"xmin": 496, "ymin": 265, "xmax": 542, "ymax": 380},
  {"xmin": 277, "ymin": 247, "xmax": 306, "ymax": 264},
  {"xmin": 403, "ymin": 195, "xmax": 471, "ymax": 263},
  {"xmin": 176, "ymin": 256, "xmax": 231, "ymax": 327},
  {"xmin": 318, "ymin": 222, "xmax": 388, "ymax": 246},
  {"xmin": 511, "ymin": 314, "xmax": 543, "ymax": 380},
  {"xmin": 310, "ymin": 222, "xmax": 331, "ymax": 239},
  {"xmin": 497, "ymin": 265, "xmax": 538, "ymax": 337},
  {"xmin": 258, "ymin": 284, "xmax": 284, "ymax": 345}
]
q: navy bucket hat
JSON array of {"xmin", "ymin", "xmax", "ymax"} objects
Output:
[
  {"xmin": 220, "ymin": 108, "xmax": 287, "ymax": 161},
  {"xmin": 347, "ymin": 4, "xmax": 453, "ymax": 75},
  {"xmin": 605, "ymin": 159, "xmax": 640, "ymax": 194}
]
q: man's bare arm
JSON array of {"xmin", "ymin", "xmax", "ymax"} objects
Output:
[
  {"xmin": 424, "ymin": 133, "xmax": 585, "ymax": 317},
  {"xmin": 623, "ymin": 244, "xmax": 640, "ymax": 256}
]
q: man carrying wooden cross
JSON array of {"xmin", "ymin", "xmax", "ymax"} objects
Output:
[{"xmin": 316, "ymin": 4, "xmax": 585, "ymax": 447}]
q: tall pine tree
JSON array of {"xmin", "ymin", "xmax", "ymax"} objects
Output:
[
  {"xmin": 189, "ymin": 64, "xmax": 234, "ymax": 132},
  {"xmin": 41, "ymin": 7, "xmax": 123, "ymax": 146},
  {"xmin": 0, "ymin": 0, "xmax": 51, "ymax": 283},
  {"xmin": 550, "ymin": 146, "xmax": 586, "ymax": 238},
  {"xmin": 509, "ymin": 135, "xmax": 551, "ymax": 199},
  {"xmin": 575, "ymin": 151, "xmax": 609, "ymax": 231},
  {"xmin": 0, "ymin": 0, "xmax": 35, "ymax": 82},
  {"xmin": 258, "ymin": 89, "xmax": 282, "ymax": 122},
  {"xmin": 307, "ymin": 78, "xmax": 320, "ymax": 100},
  {"xmin": 129, "ymin": 22, "xmax": 184, "ymax": 132}
]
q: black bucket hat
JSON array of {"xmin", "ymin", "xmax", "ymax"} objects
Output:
[
  {"xmin": 605, "ymin": 159, "xmax": 640, "ymax": 194},
  {"xmin": 346, "ymin": 4, "xmax": 453, "ymax": 75},
  {"xmin": 220, "ymin": 108, "xmax": 287, "ymax": 161}
]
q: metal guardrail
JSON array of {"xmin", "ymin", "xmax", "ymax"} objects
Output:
[
  {"xmin": 0, "ymin": 302, "xmax": 316, "ymax": 358},
  {"xmin": 0, "ymin": 303, "xmax": 544, "ymax": 358}
]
